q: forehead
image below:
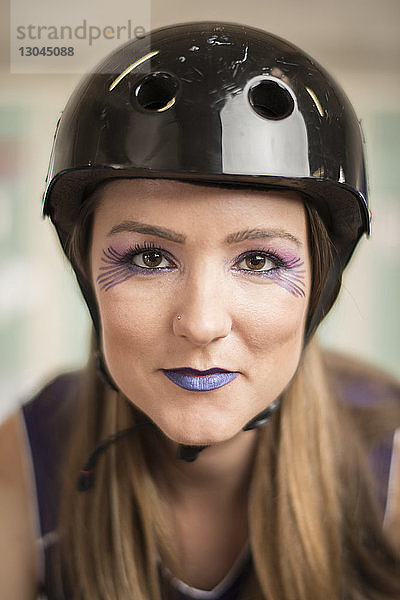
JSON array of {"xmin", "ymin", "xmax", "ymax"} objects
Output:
[{"xmin": 92, "ymin": 178, "xmax": 307, "ymax": 239}]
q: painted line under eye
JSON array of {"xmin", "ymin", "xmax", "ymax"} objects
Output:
[
  {"xmin": 96, "ymin": 245, "xmax": 176, "ymax": 291},
  {"xmin": 233, "ymin": 255, "xmax": 306, "ymax": 297}
]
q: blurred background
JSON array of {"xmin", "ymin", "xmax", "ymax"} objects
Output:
[{"xmin": 1, "ymin": 0, "xmax": 399, "ymax": 422}]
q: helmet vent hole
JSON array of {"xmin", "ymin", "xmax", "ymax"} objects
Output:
[
  {"xmin": 248, "ymin": 80, "xmax": 294, "ymax": 120},
  {"xmin": 135, "ymin": 72, "xmax": 179, "ymax": 112}
]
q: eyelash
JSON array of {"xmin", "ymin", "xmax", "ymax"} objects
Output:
[
  {"xmin": 233, "ymin": 249, "xmax": 287, "ymax": 274},
  {"xmin": 121, "ymin": 242, "xmax": 176, "ymax": 269},
  {"xmin": 96, "ymin": 243, "xmax": 302, "ymax": 292}
]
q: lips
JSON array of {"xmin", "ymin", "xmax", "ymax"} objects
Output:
[{"xmin": 162, "ymin": 367, "xmax": 238, "ymax": 392}]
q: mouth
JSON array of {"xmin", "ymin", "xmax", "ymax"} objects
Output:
[{"xmin": 162, "ymin": 367, "xmax": 238, "ymax": 392}]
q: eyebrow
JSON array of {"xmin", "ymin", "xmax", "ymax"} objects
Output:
[
  {"xmin": 107, "ymin": 221, "xmax": 186, "ymax": 243},
  {"xmin": 226, "ymin": 228, "xmax": 302, "ymax": 246},
  {"xmin": 107, "ymin": 221, "xmax": 302, "ymax": 247}
]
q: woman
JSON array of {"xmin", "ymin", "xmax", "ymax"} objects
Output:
[{"xmin": 1, "ymin": 22, "xmax": 399, "ymax": 600}]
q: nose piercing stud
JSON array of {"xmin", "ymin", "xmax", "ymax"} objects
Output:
[{"xmin": 177, "ymin": 315, "xmax": 182, "ymax": 321}]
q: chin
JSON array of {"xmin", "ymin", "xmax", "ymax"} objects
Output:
[{"xmin": 153, "ymin": 411, "xmax": 245, "ymax": 447}]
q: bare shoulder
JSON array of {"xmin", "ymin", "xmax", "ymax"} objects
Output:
[{"xmin": 0, "ymin": 412, "xmax": 39, "ymax": 599}]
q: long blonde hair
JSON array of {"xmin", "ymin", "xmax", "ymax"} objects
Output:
[{"xmin": 57, "ymin": 187, "xmax": 400, "ymax": 599}]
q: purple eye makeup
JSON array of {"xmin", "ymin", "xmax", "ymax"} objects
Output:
[
  {"xmin": 233, "ymin": 250, "xmax": 306, "ymax": 298},
  {"xmin": 96, "ymin": 242, "xmax": 306, "ymax": 298},
  {"xmin": 96, "ymin": 243, "xmax": 175, "ymax": 291},
  {"xmin": 270, "ymin": 256, "xmax": 306, "ymax": 297}
]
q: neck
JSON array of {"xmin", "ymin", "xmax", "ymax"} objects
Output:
[
  {"xmin": 157, "ymin": 429, "xmax": 258, "ymax": 589},
  {"xmin": 163, "ymin": 429, "xmax": 259, "ymax": 503}
]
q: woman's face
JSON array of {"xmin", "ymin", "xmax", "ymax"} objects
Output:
[{"xmin": 90, "ymin": 179, "xmax": 311, "ymax": 446}]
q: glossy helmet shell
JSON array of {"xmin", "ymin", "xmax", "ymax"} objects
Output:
[{"xmin": 43, "ymin": 21, "xmax": 370, "ymax": 335}]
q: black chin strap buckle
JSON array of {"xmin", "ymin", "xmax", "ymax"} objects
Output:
[
  {"xmin": 242, "ymin": 399, "xmax": 280, "ymax": 431},
  {"xmin": 176, "ymin": 444, "xmax": 208, "ymax": 462},
  {"xmin": 93, "ymin": 347, "xmax": 280, "ymax": 466},
  {"xmin": 176, "ymin": 399, "xmax": 280, "ymax": 462}
]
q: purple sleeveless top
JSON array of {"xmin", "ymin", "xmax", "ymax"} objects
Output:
[{"xmin": 22, "ymin": 365, "xmax": 399, "ymax": 599}]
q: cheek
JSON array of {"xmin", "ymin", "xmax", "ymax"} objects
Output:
[
  {"xmin": 97, "ymin": 290, "xmax": 164, "ymax": 367},
  {"xmin": 238, "ymin": 288, "xmax": 309, "ymax": 400},
  {"xmin": 240, "ymin": 295, "xmax": 307, "ymax": 407},
  {"xmin": 238, "ymin": 288, "xmax": 308, "ymax": 351}
]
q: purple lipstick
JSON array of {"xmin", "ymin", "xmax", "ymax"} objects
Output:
[{"xmin": 162, "ymin": 367, "xmax": 238, "ymax": 391}]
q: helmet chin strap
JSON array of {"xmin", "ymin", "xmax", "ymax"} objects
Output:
[
  {"xmin": 74, "ymin": 351, "xmax": 281, "ymax": 488},
  {"xmin": 176, "ymin": 444, "xmax": 208, "ymax": 462},
  {"xmin": 97, "ymin": 350, "xmax": 280, "ymax": 451},
  {"xmin": 242, "ymin": 398, "xmax": 280, "ymax": 431}
]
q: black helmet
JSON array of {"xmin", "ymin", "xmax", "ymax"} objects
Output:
[{"xmin": 43, "ymin": 21, "xmax": 370, "ymax": 335}]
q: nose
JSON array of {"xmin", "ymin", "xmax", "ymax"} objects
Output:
[{"xmin": 173, "ymin": 273, "xmax": 232, "ymax": 346}]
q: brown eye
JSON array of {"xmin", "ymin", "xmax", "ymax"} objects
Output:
[
  {"xmin": 132, "ymin": 249, "xmax": 170, "ymax": 269},
  {"xmin": 142, "ymin": 251, "xmax": 163, "ymax": 267},
  {"xmin": 245, "ymin": 254, "xmax": 267, "ymax": 270},
  {"xmin": 235, "ymin": 252, "xmax": 276, "ymax": 273}
]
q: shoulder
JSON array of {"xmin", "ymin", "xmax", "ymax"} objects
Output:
[
  {"xmin": 22, "ymin": 371, "xmax": 82, "ymax": 448},
  {"xmin": 323, "ymin": 348, "xmax": 400, "ymax": 452},
  {"xmin": 324, "ymin": 350, "xmax": 400, "ymax": 408},
  {"xmin": 22, "ymin": 371, "xmax": 82, "ymax": 538},
  {"xmin": 22, "ymin": 370, "xmax": 83, "ymax": 469},
  {"xmin": 23, "ymin": 370, "xmax": 82, "ymax": 428},
  {"xmin": 323, "ymin": 350, "xmax": 400, "ymax": 509},
  {"xmin": 0, "ymin": 412, "xmax": 38, "ymax": 599},
  {"xmin": 323, "ymin": 349, "xmax": 400, "ymax": 426},
  {"xmin": 0, "ymin": 371, "xmax": 82, "ymax": 599}
]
